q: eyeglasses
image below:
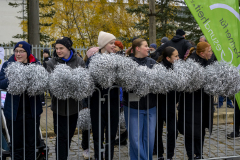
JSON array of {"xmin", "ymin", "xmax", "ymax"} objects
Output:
[{"xmin": 14, "ymin": 50, "xmax": 26, "ymax": 54}]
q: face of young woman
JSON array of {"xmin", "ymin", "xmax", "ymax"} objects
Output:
[
  {"xmin": 43, "ymin": 52, "xmax": 49, "ymax": 58},
  {"xmin": 136, "ymin": 41, "xmax": 149, "ymax": 58},
  {"xmin": 55, "ymin": 44, "xmax": 70, "ymax": 59},
  {"xmin": 203, "ymin": 46, "xmax": 213, "ymax": 60},
  {"xmin": 166, "ymin": 50, "xmax": 179, "ymax": 63},
  {"xmin": 104, "ymin": 40, "xmax": 116, "ymax": 53},
  {"xmin": 113, "ymin": 46, "xmax": 120, "ymax": 53},
  {"xmin": 14, "ymin": 47, "xmax": 28, "ymax": 63}
]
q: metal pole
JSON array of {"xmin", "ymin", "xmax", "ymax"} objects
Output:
[
  {"xmin": 175, "ymin": 91, "xmax": 177, "ymax": 160},
  {"xmin": 208, "ymin": 95, "xmax": 212, "ymax": 158},
  {"xmin": 23, "ymin": 93, "xmax": 25, "ymax": 160},
  {"xmin": 35, "ymin": 96, "xmax": 37, "ymax": 160},
  {"xmin": 184, "ymin": 92, "xmax": 186, "ymax": 160},
  {"xmin": 0, "ymin": 91, "xmax": 2, "ymax": 159},
  {"xmin": 225, "ymin": 96, "xmax": 227, "ymax": 156},
  {"xmin": 88, "ymin": 97, "xmax": 91, "ymax": 160},
  {"xmin": 11, "ymin": 94, "xmax": 14, "ymax": 160},
  {"xmin": 67, "ymin": 98, "xmax": 70, "ymax": 159},
  {"xmin": 200, "ymin": 89, "xmax": 202, "ymax": 159},
  {"xmin": 192, "ymin": 92, "xmax": 194, "ymax": 160},
  {"xmin": 147, "ymin": 94, "xmax": 149, "ymax": 160},
  {"xmin": 77, "ymin": 101, "xmax": 80, "ymax": 159},
  {"xmin": 166, "ymin": 93, "xmax": 168, "ymax": 160}
]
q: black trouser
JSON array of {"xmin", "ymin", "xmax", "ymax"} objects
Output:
[
  {"xmin": 53, "ymin": 113, "xmax": 78, "ymax": 160},
  {"xmin": 6, "ymin": 111, "xmax": 40, "ymax": 160},
  {"xmin": 185, "ymin": 130, "xmax": 205, "ymax": 160},
  {"xmin": 234, "ymin": 102, "xmax": 240, "ymax": 135},
  {"xmin": 154, "ymin": 117, "xmax": 178, "ymax": 159},
  {"xmin": 82, "ymin": 129, "xmax": 91, "ymax": 150},
  {"xmin": 90, "ymin": 103, "xmax": 119, "ymax": 160}
]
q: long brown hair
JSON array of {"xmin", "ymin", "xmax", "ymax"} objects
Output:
[
  {"xmin": 157, "ymin": 46, "xmax": 176, "ymax": 63},
  {"xmin": 185, "ymin": 42, "xmax": 210, "ymax": 60},
  {"xmin": 126, "ymin": 38, "xmax": 146, "ymax": 56}
]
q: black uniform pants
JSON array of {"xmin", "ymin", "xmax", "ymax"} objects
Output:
[
  {"xmin": 90, "ymin": 103, "xmax": 119, "ymax": 160},
  {"xmin": 184, "ymin": 129, "xmax": 205, "ymax": 160},
  {"xmin": 53, "ymin": 113, "xmax": 78, "ymax": 160},
  {"xmin": 6, "ymin": 112, "xmax": 40, "ymax": 160},
  {"xmin": 154, "ymin": 117, "xmax": 178, "ymax": 159}
]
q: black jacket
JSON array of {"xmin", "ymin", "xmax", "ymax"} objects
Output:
[
  {"xmin": 178, "ymin": 52, "xmax": 214, "ymax": 138},
  {"xmin": 158, "ymin": 59, "xmax": 179, "ymax": 119},
  {"xmin": 86, "ymin": 52, "xmax": 119, "ymax": 113},
  {"xmin": 43, "ymin": 56, "xmax": 51, "ymax": 69},
  {"xmin": 46, "ymin": 51, "xmax": 85, "ymax": 116},
  {"xmin": 154, "ymin": 35, "xmax": 192, "ymax": 60},
  {"xmin": 122, "ymin": 56, "xmax": 157, "ymax": 110}
]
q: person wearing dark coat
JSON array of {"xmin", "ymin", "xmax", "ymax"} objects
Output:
[
  {"xmin": 154, "ymin": 46, "xmax": 179, "ymax": 160},
  {"xmin": 0, "ymin": 41, "xmax": 43, "ymax": 160},
  {"xmin": 178, "ymin": 42, "xmax": 214, "ymax": 160},
  {"xmin": 87, "ymin": 31, "xmax": 119, "ymax": 160},
  {"xmin": 122, "ymin": 38, "xmax": 157, "ymax": 160},
  {"xmin": 42, "ymin": 49, "xmax": 51, "ymax": 69},
  {"xmin": 153, "ymin": 29, "xmax": 192, "ymax": 60},
  {"xmin": 46, "ymin": 37, "xmax": 85, "ymax": 160}
]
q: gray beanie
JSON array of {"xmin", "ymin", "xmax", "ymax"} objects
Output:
[
  {"xmin": 98, "ymin": 31, "xmax": 116, "ymax": 49},
  {"xmin": 161, "ymin": 37, "xmax": 169, "ymax": 43}
]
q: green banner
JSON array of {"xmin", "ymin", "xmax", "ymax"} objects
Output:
[{"xmin": 184, "ymin": 0, "xmax": 240, "ymax": 107}]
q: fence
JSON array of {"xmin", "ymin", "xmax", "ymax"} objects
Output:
[{"xmin": 1, "ymin": 87, "xmax": 240, "ymax": 160}]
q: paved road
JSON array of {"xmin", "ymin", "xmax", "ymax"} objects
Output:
[{"xmin": 43, "ymin": 124, "xmax": 240, "ymax": 160}]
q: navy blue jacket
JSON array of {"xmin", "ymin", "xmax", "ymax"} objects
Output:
[{"xmin": 0, "ymin": 54, "xmax": 43, "ymax": 121}]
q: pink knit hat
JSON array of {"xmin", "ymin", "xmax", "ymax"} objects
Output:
[{"xmin": 86, "ymin": 47, "xmax": 99, "ymax": 58}]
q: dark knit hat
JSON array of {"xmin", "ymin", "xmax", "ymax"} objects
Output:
[
  {"xmin": 161, "ymin": 37, "xmax": 169, "ymax": 43},
  {"xmin": 149, "ymin": 43, "xmax": 157, "ymax": 49},
  {"xmin": 115, "ymin": 41, "xmax": 124, "ymax": 50},
  {"xmin": 43, "ymin": 49, "xmax": 50, "ymax": 55},
  {"xmin": 55, "ymin": 37, "xmax": 73, "ymax": 51},
  {"xmin": 132, "ymin": 37, "xmax": 138, "ymax": 43},
  {"xmin": 14, "ymin": 41, "xmax": 32, "ymax": 57},
  {"xmin": 176, "ymin": 29, "xmax": 186, "ymax": 36}
]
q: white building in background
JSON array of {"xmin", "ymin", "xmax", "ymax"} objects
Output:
[{"xmin": 0, "ymin": 0, "xmax": 23, "ymax": 44}]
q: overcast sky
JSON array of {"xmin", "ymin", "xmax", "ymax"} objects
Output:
[{"xmin": 0, "ymin": 0, "xmax": 23, "ymax": 44}]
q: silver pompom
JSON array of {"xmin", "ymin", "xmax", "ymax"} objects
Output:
[
  {"xmin": 89, "ymin": 53, "xmax": 117, "ymax": 89},
  {"xmin": 184, "ymin": 59, "xmax": 205, "ymax": 93},
  {"xmin": 115, "ymin": 55, "xmax": 138, "ymax": 91},
  {"xmin": 204, "ymin": 61, "xmax": 240, "ymax": 96},
  {"xmin": 5, "ymin": 62, "xmax": 28, "ymax": 95},
  {"xmin": 49, "ymin": 64, "xmax": 72, "ymax": 100},
  {"xmin": 151, "ymin": 64, "xmax": 173, "ymax": 94},
  {"xmin": 119, "ymin": 111, "xmax": 125, "ymax": 126},
  {"xmin": 26, "ymin": 64, "xmax": 49, "ymax": 96},
  {"xmin": 70, "ymin": 67, "xmax": 95, "ymax": 101},
  {"xmin": 78, "ymin": 108, "xmax": 91, "ymax": 130},
  {"xmin": 172, "ymin": 60, "xmax": 192, "ymax": 92},
  {"xmin": 133, "ymin": 65, "xmax": 151, "ymax": 97}
]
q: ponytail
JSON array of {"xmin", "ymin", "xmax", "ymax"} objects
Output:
[
  {"xmin": 157, "ymin": 55, "xmax": 163, "ymax": 63},
  {"xmin": 185, "ymin": 47, "xmax": 195, "ymax": 60},
  {"xmin": 126, "ymin": 47, "xmax": 132, "ymax": 56}
]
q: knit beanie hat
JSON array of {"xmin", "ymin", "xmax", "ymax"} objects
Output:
[
  {"xmin": 56, "ymin": 37, "xmax": 73, "ymax": 51},
  {"xmin": 98, "ymin": 31, "xmax": 116, "ymax": 49},
  {"xmin": 43, "ymin": 49, "xmax": 50, "ymax": 55},
  {"xmin": 176, "ymin": 29, "xmax": 186, "ymax": 36},
  {"xmin": 149, "ymin": 43, "xmax": 157, "ymax": 49},
  {"xmin": 161, "ymin": 37, "xmax": 169, "ymax": 43},
  {"xmin": 114, "ymin": 41, "xmax": 124, "ymax": 50},
  {"xmin": 14, "ymin": 41, "xmax": 32, "ymax": 57},
  {"xmin": 86, "ymin": 47, "xmax": 99, "ymax": 58}
]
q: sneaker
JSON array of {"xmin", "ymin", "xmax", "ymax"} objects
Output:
[
  {"xmin": 158, "ymin": 157, "xmax": 164, "ymax": 160},
  {"xmin": 42, "ymin": 102, "xmax": 46, "ymax": 106},
  {"xmin": 227, "ymin": 132, "xmax": 240, "ymax": 139},
  {"xmin": 227, "ymin": 104, "xmax": 234, "ymax": 108},
  {"xmin": 194, "ymin": 156, "xmax": 204, "ymax": 159},
  {"xmin": 83, "ymin": 149, "xmax": 92, "ymax": 159}
]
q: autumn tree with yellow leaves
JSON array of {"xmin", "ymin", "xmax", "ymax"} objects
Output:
[{"xmin": 10, "ymin": 0, "xmax": 138, "ymax": 48}]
